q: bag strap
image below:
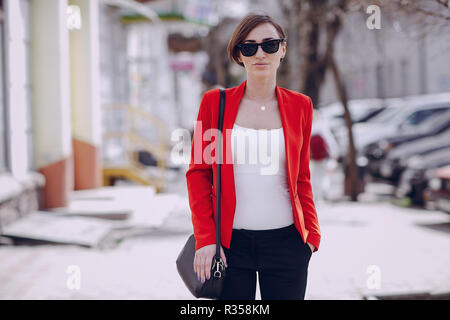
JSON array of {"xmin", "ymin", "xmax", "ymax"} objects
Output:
[{"xmin": 215, "ymin": 88, "xmax": 225, "ymax": 259}]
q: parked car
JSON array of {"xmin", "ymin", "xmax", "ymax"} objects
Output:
[
  {"xmin": 396, "ymin": 147, "xmax": 450, "ymax": 206},
  {"xmin": 334, "ymin": 93, "xmax": 450, "ymax": 159},
  {"xmin": 377, "ymin": 128, "xmax": 450, "ymax": 185},
  {"xmin": 318, "ymin": 98, "xmax": 385, "ymax": 133},
  {"xmin": 362, "ymin": 111, "xmax": 450, "ymax": 182},
  {"xmin": 425, "ymin": 165, "xmax": 450, "ymax": 214}
]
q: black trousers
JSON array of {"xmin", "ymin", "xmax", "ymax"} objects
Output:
[{"xmin": 218, "ymin": 223, "xmax": 312, "ymax": 300}]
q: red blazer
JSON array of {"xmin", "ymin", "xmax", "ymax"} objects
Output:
[{"xmin": 186, "ymin": 80, "xmax": 321, "ymax": 252}]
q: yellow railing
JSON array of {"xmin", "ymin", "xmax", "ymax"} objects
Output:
[{"xmin": 102, "ymin": 104, "xmax": 170, "ymax": 192}]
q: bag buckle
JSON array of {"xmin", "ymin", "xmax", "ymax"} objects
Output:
[{"xmin": 212, "ymin": 259, "xmax": 225, "ymax": 278}]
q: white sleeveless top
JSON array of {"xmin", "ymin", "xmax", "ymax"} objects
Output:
[{"xmin": 230, "ymin": 123, "xmax": 294, "ymax": 230}]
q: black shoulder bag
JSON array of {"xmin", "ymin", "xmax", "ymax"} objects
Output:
[{"xmin": 176, "ymin": 88, "xmax": 226, "ymax": 299}]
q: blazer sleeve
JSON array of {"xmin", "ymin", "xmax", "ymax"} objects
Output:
[
  {"xmin": 297, "ymin": 96, "xmax": 321, "ymax": 252},
  {"xmin": 185, "ymin": 91, "xmax": 217, "ymax": 251}
]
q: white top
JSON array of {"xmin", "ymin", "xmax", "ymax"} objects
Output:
[{"xmin": 230, "ymin": 123, "xmax": 294, "ymax": 230}]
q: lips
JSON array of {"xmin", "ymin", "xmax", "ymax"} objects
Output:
[{"xmin": 254, "ymin": 63, "xmax": 268, "ymax": 66}]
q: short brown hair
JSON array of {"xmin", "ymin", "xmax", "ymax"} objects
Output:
[{"xmin": 227, "ymin": 13, "xmax": 287, "ymax": 68}]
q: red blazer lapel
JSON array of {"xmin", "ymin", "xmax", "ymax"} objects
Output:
[
  {"xmin": 220, "ymin": 80, "xmax": 245, "ymax": 225},
  {"xmin": 277, "ymin": 84, "xmax": 302, "ymax": 203}
]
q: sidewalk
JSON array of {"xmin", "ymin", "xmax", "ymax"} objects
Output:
[
  {"xmin": 306, "ymin": 200, "xmax": 450, "ymax": 299},
  {"xmin": 0, "ymin": 169, "xmax": 449, "ymax": 299}
]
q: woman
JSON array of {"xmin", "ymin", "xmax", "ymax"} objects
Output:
[{"xmin": 185, "ymin": 13, "xmax": 321, "ymax": 300}]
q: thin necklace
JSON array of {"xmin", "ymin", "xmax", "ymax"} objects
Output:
[
  {"xmin": 247, "ymin": 90, "xmax": 273, "ymax": 111},
  {"xmin": 260, "ymin": 99, "xmax": 275, "ymax": 111},
  {"xmin": 246, "ymin": 94, "xmax": 274, "ymax": 112}
]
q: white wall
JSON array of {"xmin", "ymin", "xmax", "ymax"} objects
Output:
[
  {"xmin": 30, "ymin": 0, "xmax": 72, "ymax": 169},
  {"xmin": 4, "ymin": 0, "xmax": 33, "ymax": 178}
]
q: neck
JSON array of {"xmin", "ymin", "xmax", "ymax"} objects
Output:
[{"xmin": 244, "ymin": 76, "xmax": 277, "ymax": 101}]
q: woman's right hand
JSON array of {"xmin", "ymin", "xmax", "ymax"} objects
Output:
[{"xmin": 194, "ymin": 244, "xmax": 227, "ymax": 283}]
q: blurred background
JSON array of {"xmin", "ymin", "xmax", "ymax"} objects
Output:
[{"xmin": 0, "ymin": 0, "xmax": 449, "ymax": 300}]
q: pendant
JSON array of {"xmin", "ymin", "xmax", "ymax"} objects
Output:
[{"xmin": 260, "ymin": 105, "xmax": 266, "ymax": 111}]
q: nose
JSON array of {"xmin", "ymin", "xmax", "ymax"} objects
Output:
[{"xmin": 255, "ymin": 44, "xmax": 266, "ymax": 58}]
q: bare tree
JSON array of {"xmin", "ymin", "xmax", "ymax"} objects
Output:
[{"xmin": 201, "ymin": 17, "xmax": 241, "ymax": 90}]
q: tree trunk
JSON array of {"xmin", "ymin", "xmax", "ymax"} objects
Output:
[
  {"xmin": 328, "ymin": 55, "xmax": 362, "ymax": 201},
  {"xmin": 322, "ymin": 0, "xmax": 362, "ymax": 201}
]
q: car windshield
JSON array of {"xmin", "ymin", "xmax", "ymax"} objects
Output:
[
  {"xmin": 411, "ymin": 110, "xmax": 450, "ymax": 133},
  {"xmin": 402, "ymin": 107, "xmax": 450, "ymax": 127},
  {"xmin": 368, "ymin": 107, "xmax": 402, "ymax": 123}
]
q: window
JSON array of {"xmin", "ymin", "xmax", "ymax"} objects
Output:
[
  {"xmin": 405, "ymin": 107, "xmax": 449, "ymax": 126},
  {"xmin": 369, "ymin": 107, "xmax": 402, "ymax": 124}
]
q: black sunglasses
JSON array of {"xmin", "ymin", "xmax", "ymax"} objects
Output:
[{"xmin": 236, "ymin": 38, "xmax": 286, "ymax": 57}]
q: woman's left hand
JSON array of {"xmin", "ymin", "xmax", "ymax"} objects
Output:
[{"xmin": 307, "ymin": 242, "xmax": 315, "ymax": 253}]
